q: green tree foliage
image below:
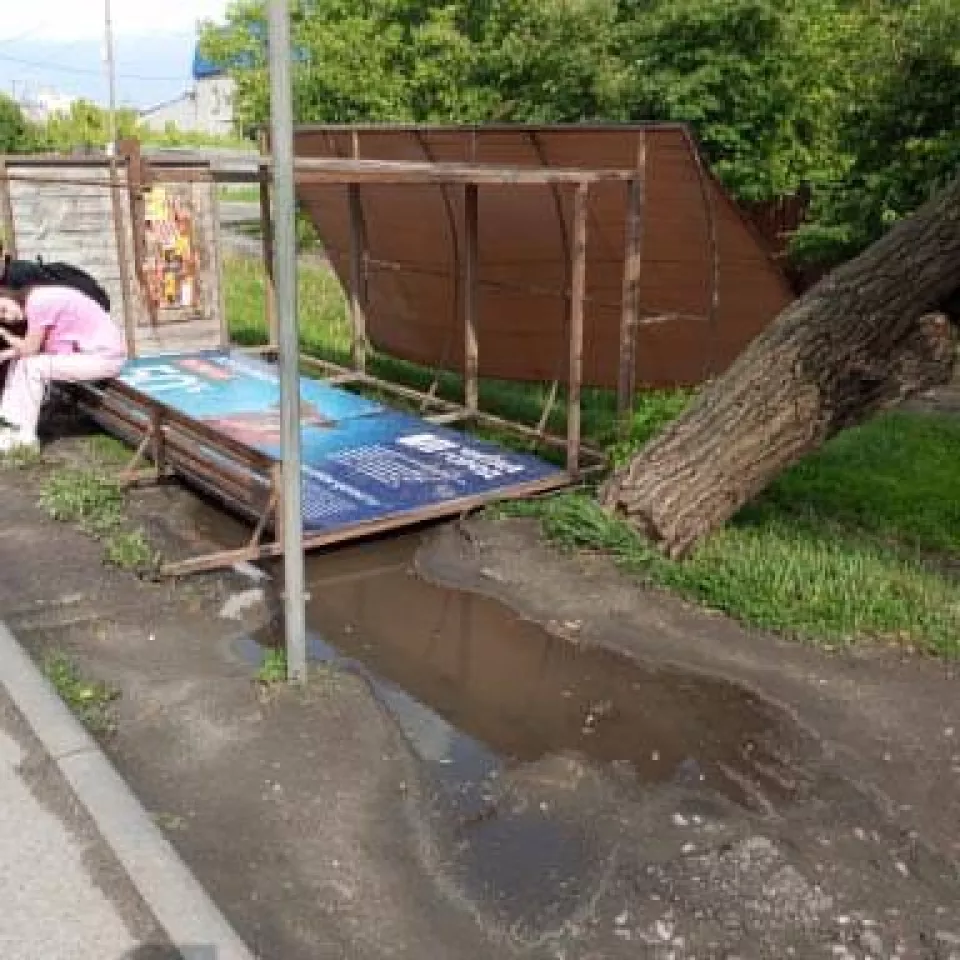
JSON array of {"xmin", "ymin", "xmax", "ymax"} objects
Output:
[
  {"xmin": 33, "ymin": 100, "xmax": 141, "ymax": 153},
  {"xmin": 196, "ymin": 0, "xmax": 955, "ymax": 269},
  {"xmin": 792, "ymin": 0, "xmax": 960, "ymax": 265},
  {"xmin": 470, "ymin": 0, "xmax": 629, "ymax": 123},
  {"xmin": 0, "ymin": 95, "xmax": 34, "ymax": 153},
  {"xmin": 23, "ymin": 100, "xmax": 247, "ymax": 153},
  {"xmin": 619, "ymin": 0, "xmax": 803, "ymax": 202}
]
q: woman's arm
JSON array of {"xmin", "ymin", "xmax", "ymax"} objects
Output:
[{"xmin": 0, "ymin": 325, "xmax": 44, "ymax": 357}]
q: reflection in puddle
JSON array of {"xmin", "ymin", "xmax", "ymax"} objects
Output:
[{"xmin": 238, "ymin": 533, "xmax": 798, "ymax": 927}]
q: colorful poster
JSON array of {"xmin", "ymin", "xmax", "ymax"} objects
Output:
[
  {"xmin": 119, "ymin": 351, "xmax": 564, "ymax": 532},
  {"xmin": 143, "ymin": 186, "xmax": 199, "ymax": 312}
]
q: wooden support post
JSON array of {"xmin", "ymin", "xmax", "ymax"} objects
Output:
[
  {"xmin": 120, "ymin": 139, "xmax": 155, "ymax": 327},
  {"xmin": 618, "ymin": 172, "xmax": 644, "ymax": 417},
  {"xmin": 426, "ymin": 411, "xmax": 472, "ymax": 426},
  {"xmin": 536, "ymin": 380, "xmax": 560, "ymax": 438},
  {"xmin": 150, "ymin": 407, "xmax": 165, "ymax": 481},
  {"xmin": 208, "ymin": 172, "xmax": 230, "ymax": 350},
  {"xmin": 0, "ymin": 161, "xmax": 17, "ymax": 257},
  {"xmin": 120, "ymin": 431, "xmax": 153, "ymax": 485},
  {"xmin": 249, "ymin": 483, "xmax": 279, "ymax": 548},
  {"xmin": 259, "ymin": 169, "xmax": 278, "ymax": 348},
  {"xmin": 117, "ymin": 405, "xmax": 172, "ymax": 488},
  {"xmin": 567, "ymin": 183, "xmax": 589, "ymax": 476},
  {"xmin": 463, "ymin": 183, "xmax": 479, "ymax": 412},
  {"xmin": 107, "ymin": 151, "xmax": 137, "ymax": 358},
  {"xmin": 348, "ymin": 184, "xmax": 368, "ymax": 373}
]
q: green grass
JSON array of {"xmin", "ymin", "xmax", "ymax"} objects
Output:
[
  {"xmin": 38, "ymin": 464, "xmax": 158, "ymax": 573},
  {"xmin": 218, "ymin": 185, "xmax": 262, "ymax": 204},
  {"xmin": 103, "ymin": 529, "xmax": 158, "ymax": 571},
  {"xmin": 43, "ymin": 652, "xmax": 120, "ymax": 736},
  {"xmin": 0, "ymin": 445, "xmax": 45, "ymax": 470},
  {"xmin": 39, "ymin": 468, "xmax": 125, "ymax": 535},
  {"xmin": 507, "ymin": 411, "xmax": 960, "ymax": 657},
  {"xmin": 256, "ymin": 648, "xmax": 288, "ymax": 686},
  {"xmin": 226, "ymin": 255, "xmax": 351, "ymax": 361},
  {"xmin": 755, "ymin": 412, "xmax": 960, "ymax": 556},
  {"xmin": 82, "ymin": 434, "xmax": 132, "ymax": 467}
]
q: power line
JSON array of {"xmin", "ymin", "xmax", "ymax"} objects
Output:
[
  {"xmin": 0, "ymin": 50, "xmax": 184, "ymax": 82},
  {"xmin": 0, "ymin": 21, "xmax": 48, "ymax": 46},
  {"xmin": 0, "ymin": 21, "xmax": 199, "ymax": 45}
]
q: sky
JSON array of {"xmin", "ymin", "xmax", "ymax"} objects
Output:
[{"xmin": 0, "ymin": 0, "xmax": 230, "ymax": 108}]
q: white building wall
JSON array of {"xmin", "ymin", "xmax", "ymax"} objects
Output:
[
  {"xmin": 194, "ymin": 75, "xmax": 235, "ymax": 138},
  {"xmin": 140, "ymin": 75, "xmax": 235, "ymax": 137}
]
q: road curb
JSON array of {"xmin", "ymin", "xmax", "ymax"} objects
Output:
[{"xmin": 0, "ymin": 620, "xmax": 258, "ymax": 960}]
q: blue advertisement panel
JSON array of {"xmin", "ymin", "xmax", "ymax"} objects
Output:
[{"xmin": 120, "ymin": 352, "xmax": 564, "ymax": 531}]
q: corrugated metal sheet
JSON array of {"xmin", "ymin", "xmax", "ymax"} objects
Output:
[{"xmin": 294, "ymin": 124, "xmax": 795, "ymax": 389}]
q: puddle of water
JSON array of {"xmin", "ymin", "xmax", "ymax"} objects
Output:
[
  {"xmin": 232, "ymin": 532, "xmax": 800, "ymax": 929},
  {"xmin": 246, "ymin": 534, "xmax": 793, "ymax": 807}
]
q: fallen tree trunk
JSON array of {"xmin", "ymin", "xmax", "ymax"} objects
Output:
[{"xmin": 602, "ymin": 174, "xmax": 960, "ymax": 558}]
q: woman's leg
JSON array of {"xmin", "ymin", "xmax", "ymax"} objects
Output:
[{"xmin": 0, "ymin": 353, "xmax": 125, "ymax": 445}]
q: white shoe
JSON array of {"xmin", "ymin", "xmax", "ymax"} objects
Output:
[{"xmin": 0, "ymin": 429, "xmax": 38, "ymax": 454}]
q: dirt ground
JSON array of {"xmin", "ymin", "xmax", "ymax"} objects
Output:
[{"xmin": 1, "ymin": 425, "xmax": 959, "ymax": 960}]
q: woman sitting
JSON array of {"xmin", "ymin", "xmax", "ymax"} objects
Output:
[{"xmin": 0, "ymin": 285, "xmax": 127, "ymax": 453}]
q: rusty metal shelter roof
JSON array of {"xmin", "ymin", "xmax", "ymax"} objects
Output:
[{"xmin": 292, "ymin": 124, "xmax": 794, "ymax": 390}]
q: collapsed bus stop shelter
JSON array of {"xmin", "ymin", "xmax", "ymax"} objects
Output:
[{"xmin": 0, "ymin": 125, "xmax": 793, "ymax": 575}]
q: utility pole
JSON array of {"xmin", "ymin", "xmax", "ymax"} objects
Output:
[
  {"xmin": 103, "ymin": 0, "xmax": 118, "ymax": 153},
  {"xmin": 102, "ymin": 0, "xmax": 135, "ymax": 349},
  {"xmin": 267, "ymin": 0, "xmax": 307, "ymax": 684}
]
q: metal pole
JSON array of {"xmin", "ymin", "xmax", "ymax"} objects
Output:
[
  {"xmin": 268, "ymin": 0, "xmax": 307, "ymax": 684},
  {"xmin": 103, "ymin": 0, "xmax": 135, "ymax": 355},
  {"xmin": 103, "ymin": 0, "xmax": 122, "ymax": 153}
]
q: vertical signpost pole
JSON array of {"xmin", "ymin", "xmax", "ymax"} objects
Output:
[
  {"xmin": 104, "ymin": 0, "xmax": 136, "ymax": 356},
  {"xmin": 268, "ymin": 0, "xmax": 307, "ymax": 684}
]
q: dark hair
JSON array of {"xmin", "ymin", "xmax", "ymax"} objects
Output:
[
  {"xmin": 0, "ymin": 286, "xmax": 29, "ymax": 308},
  {"xmin": 0, "ymin": 285, "xmax": 29, "ymax": 331}
]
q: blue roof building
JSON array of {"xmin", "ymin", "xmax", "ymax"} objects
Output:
[{"xmin": 140, "ymin": 43, "xmax": 236, "ymax": 137}]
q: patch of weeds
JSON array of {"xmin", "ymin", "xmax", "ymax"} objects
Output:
[
  {"xmin": 502, "ymin": 491, "xmax": 652, "ymax": 557},
  {"xmin": 43, "ymin": 652, "xmax": 120, "ymax": 736},
  {"xmin": 296, "ymin": 208, "xmax": 320, "ymax": 252},
  {"xmin": 604, "ymin": 390, "xmax": 694, "ymax": 466},
  {"xmin": 256, "ymin": 647, "xmax": 288, "ymax": 686},
  {"xmin": 38, "ymin": 467, "xmax": 159, "ymax": 571},
  {"xmin": 39, "ymin": 468, "xmax": 124, "ymax": 535},
  {"xmin": 83, "ymin": 435, "xmax": 131, "ymax": 467},
  {"xmin": 103, "ymin": 529, "xmax": 159, "ymax": 573},
  {"xmin": 0, "ymin": 444, "xmax": 44, "ymax": 470},
  {"xmin": 152, "ymin": 811, "xmax": 188, "ymax": 832},
  {"xmin": 254, "ymin": 648, "xmax": 344, "ymax": 695}
]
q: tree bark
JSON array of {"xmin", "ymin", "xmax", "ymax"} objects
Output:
[{"xmin": 602, "ymin": 174, "xmax": 960, "ymax": 558}]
